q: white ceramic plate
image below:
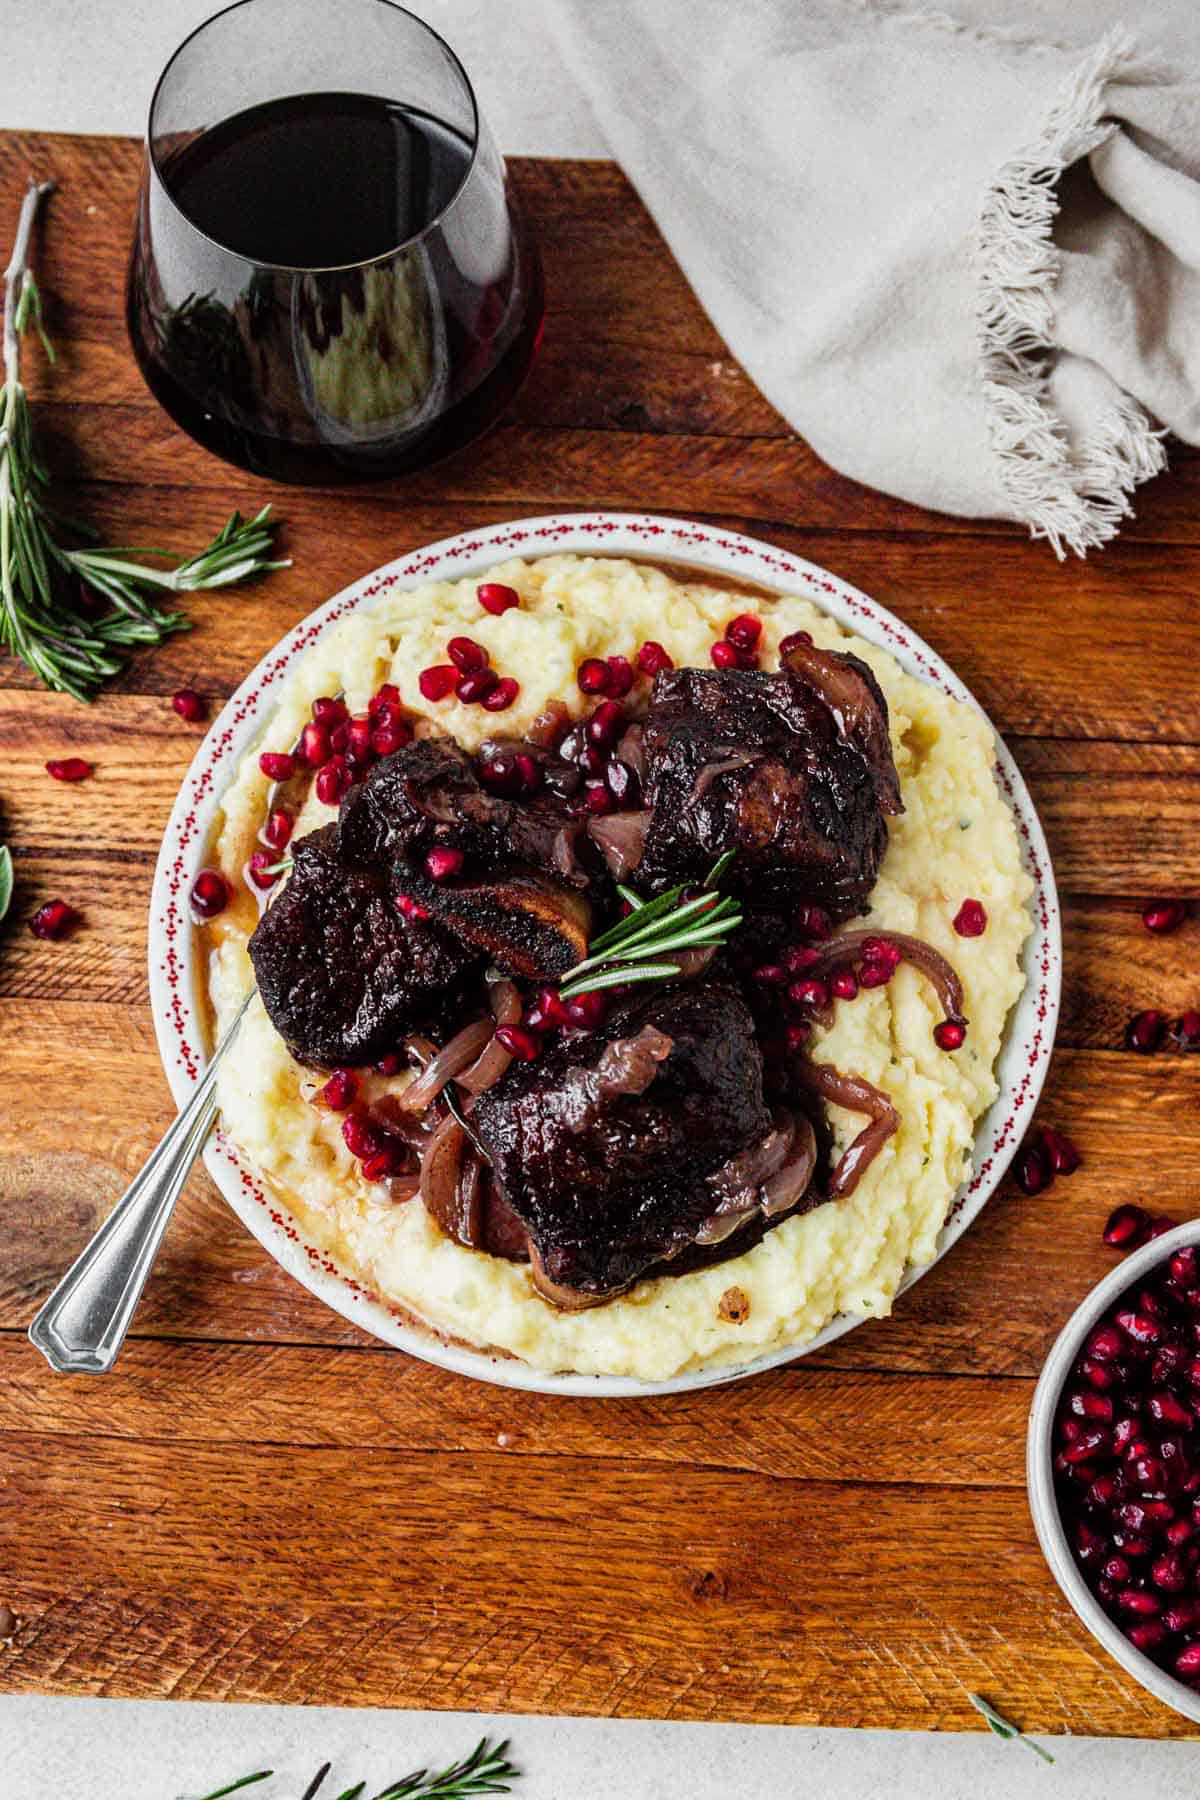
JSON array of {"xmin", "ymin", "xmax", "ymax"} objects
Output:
[{"xmin": 148, "ymin": 511, "xmax": 1061, "ymax": 1395}]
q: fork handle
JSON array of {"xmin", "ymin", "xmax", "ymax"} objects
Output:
[{"xmin": 28, "ymin": 993, "xmax": 252, "ymax": 1374}]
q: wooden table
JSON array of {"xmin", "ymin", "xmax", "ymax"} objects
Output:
[{"xmin": 2, "ymin": 129, "xmax": 1198, "ymax": 1742}]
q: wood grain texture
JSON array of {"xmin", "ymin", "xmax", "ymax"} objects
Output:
[{"xmin": 1, "ymin": 129, "xmax": 1199, "ymax": 1739}]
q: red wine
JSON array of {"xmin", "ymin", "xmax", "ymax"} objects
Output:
[{"xmin": 127, "ymin": 91, "xmax": 542, "ymax": 483}]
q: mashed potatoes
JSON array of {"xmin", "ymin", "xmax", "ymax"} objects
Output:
[{"xmin": 207, "ymin": 555, "xmax": 1032, "ymax": 1380}]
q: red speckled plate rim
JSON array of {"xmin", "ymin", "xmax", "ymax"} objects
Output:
[{"xmin": 148, "ymin": 510, "xmax": 1061, "ymax": 1396}]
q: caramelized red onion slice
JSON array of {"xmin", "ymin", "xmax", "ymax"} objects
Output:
[
  {"xmin": 692, "ymin": 749, "xmax": 761, "ymax": 800},
  {"xmin": 418, "ymin": 1111, "xmax": 472, "ymax": 1244},
  {"xmin": 780, "ymin": 640, "xmax": 902, "ymax": 814},
  {"xmin": 808, "ymin": 929, "xmax": 966, "ymax": 1026},
  {"xmin": 798, "ymin": 1061, "xmax": 900, "ymax": 1199},
  {"xmin": 673, "ymin": 944, "xmax": 717, "ymax": 981},
  {"xmin": 695, "ymin": 1109, "xmax": 818, "ymax": 1245},
  {"xmin": 458, "ymin": 980, "xmax": 522, "ymax": 1095},
  {"xmin": 386, "ymin": 1175, "xmax": 421, "ymax": 1203},
  {"xmin": 762, "ymin": 1111, "xmax": 817, "ymax": 1216},
  {"xmin": 586, "ymin": 808, "xmax": 650, "ymax": 879},
  {"xmin": 616, "ymin": 722, "xmax": 646, "ymax": 781},
  {"xmin": 527, "ymin": 1241, "xmax": 614, "ymax": 1311},
  {"xmin": 398, "ymin": 1017, "xmax": 494, "ymax": 1113}
]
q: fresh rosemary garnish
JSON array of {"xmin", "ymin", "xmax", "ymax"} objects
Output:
[
  {"xmin": 0, "ymin": 843, "xmax": 11, "ymax": 922},
  {"xmin": 190, "ymin": 1737, "xmax": 520, "ymax": 1800},
  {"xmin": 1, "ymin": 182, "xmax": 290, "ymax": 701},
  {"xmin": 559, "ymin": 852, "xmax": 741, "ymax": 1000},
  {"xmin": 967, "ymin": 1693, "xmax": 1054, "ymax": 1764}
]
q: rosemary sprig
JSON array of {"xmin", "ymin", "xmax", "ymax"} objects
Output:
[
  {"xmin": 559, "ymin": 854, "xmax": 741, "ymax": 1000},
  {"xmin": 190, "ymin": 1738, "xmax": 519, "ymax": 1800},
  {"xmin": 0, "ymin": 182, "xmax": 289, "ymax": 701},
  {"xmin": 967, "ymin": 1693, "xmax": 1055, "ymax": 1764},
  {"xmin": 0, "ymin": 843, "xmax": 11, "ymax": 922}
]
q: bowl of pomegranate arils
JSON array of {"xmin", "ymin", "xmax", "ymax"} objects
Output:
[
  {"xmin": 1030, "ymin": 1220, "xmax": 1200, "ymax": 1721},
  {"xmin": 150, "ymin": 512, "xmax": 1059, "ymax": 1394}
]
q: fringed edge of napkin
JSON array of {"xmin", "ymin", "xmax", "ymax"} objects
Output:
[{"xmin": 976, "ymin": 28, "xmax": 1167, "ymax": 559}]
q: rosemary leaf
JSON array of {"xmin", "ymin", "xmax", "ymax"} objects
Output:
[
  {"xmin": 560, "ymin": 855, "xmax": 741, "ymax": 997},
  {"xmin": 0, "ymin": 844, "xmax": 11, "ymax": 922},
  {"xmin": 967, "ymin": 1694, "xmax": 1054, "ymax": 1765},
  {"xmin": 559, "ymin": 961, "xmax": 682, "ymax": 998},
  {"xmin": 190, "ymin": 1772, "xmax": 274, "ymax": 1800}
]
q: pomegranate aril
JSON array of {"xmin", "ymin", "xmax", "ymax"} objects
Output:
[
  {"xmin": 1149, "ymin": 1392, "xmax": 1194, "ymax": 1430},
  {"xmin": 375, "ymin": 1052, "xmax": 403, "ymax": 1077},
  {"xmin": 858, "ymin": 961, "xmax": 893, "ymax": 989},
  {"xmin": 604, "ymin": 758, "xmax": 640, "ymax": 806},
  {"xmin": 533, "ymin": 987, "xmax": 571, "ymax": 1029},
  {"xmin": 1149, "ymin": 1215, "xmax": 1181, "ymax": 1239},
  {"xmin": 1087, "ymin": 1473, "xmax": 1121, "ymax": 1508},
  {"xmin": 482, "ymin": 677, "xmax": 520, "ymax": 713},
  {"xmin": 494, "ymin": 1024, "xmax": 541, "ymax": 1062},
  {"xmin": 577, "ymin": 657, "xmax": 613, "ymax": 696},
  {"xmin": 1152, "ymin": 1344, "xmax": 1187, "ymax": 1385},
  {"xmin": 933, "ymin": 1019, "xmax": 966, "ymax": 1052},
  {"xmin": 1130, "ymin": 1620, "xmax": 1169, "ymax": 1652},
  {"xmin": 637, "ymin": 639, "xmax": 673, "ymax": 675},
  {"xmin": 425, "ymin": 847, "xmax": 464, "ymax": 882},
  {"xmin": 345, "ymin": 715, "xmax": 374, "ymax": 764},
  {"xmin": 247, "ymin": 849, "xmax": 280, "ymax": 890},
  {"xmin": 830, "ymin": 967, "xmax": 859, "ymax": 1002},
  {"xmin": 1075, "ymin": 1521, "xmax": 1106, "ymax": 1563},
  {"xmin": 477, "ymin": 582, "xmax": 520, "ymax": 616},
  {"xmin": 29, "ymin": 898, "xmax": 80, "ymax": 940},
  {"xmin": 313, "ymin": 695, "xmax": 348, "ymax": 726},
  {"xmin": 515, "ymin": 753, "xmax": 541, "ymax": 794},
  {"xmin": 952, "ymin": 898, "xmax": 988, "ymax": 937},
  {"xmin": 418, "ymin": 664, "xmax": 457, "ymax": 702},
  {"xmin": 1171, "ymin": 1248, "xmax": 1200, "ymax": 1289},
  {"xmin": 314, "ymin": 756, "xmax": 352, "ymax": 806},
  {"xmin": 1082, "ymin": 1358, "xmax": 1116, "ymax": 1392},
  {"xmin": 709, "ymin": 640, "xmax": 739, "ymax": 670},
  {"xmin": 371, "ymin": 720, "xmax": 412, "ymax": 756},
  {"xmin": 1101, "ymin": 1555, "xmax": 1131, "ymax": 1583},
  {"xmin": 1038, "ymin": 1126, "xmax": 1080, "ymax": 1175},
  {"xmin": 565, "ymin": 991, "xmax": 607, "ymax": 1030},
  {"xmin": 1175, "ymin": 1642, "xmax": 1200, "ymax": 1678},
  {"xmin": 1014, "ymin": 1140, "xmax": 1051, "ymax": 1195},
  {"xmin": 258, "ymin": 750, "xmax": 296, "ymax": 781},
  {"xmin": 1114, "ymin": 1418, "xmax": 1143, "ymax": 1453},
  {"xmin": 394, "ymin": 892, "xmax": 431, "ymax": 921},
  {"xmin": 582, "ymin": 783, "xmax": 614, "ymax": 816},
  {"xmin": 456, "ymin": 668, "xmax": 499, "ymax": 704},
  {"xmin": 447, "ymin": 635, "xmax": 489, "ymax": 673},
  {"xmin": 298, "ymin": 720, "xmax": 332, "ymax": 768},
  {"xmin": 361, "ymin": 1148, "xmax": 403, "ymax": 1182},
  {"xmin": 1118, "ymin": 1309, "xmax": 1162, "ymax": 1347},
  {"xmin": 860, "ymin": 934, "xmax": 900, "ymax": 968},
  {"xmin": 1168, "ymin": 1519, "xmax": 1196, "ymax": 1548},
  {"xmin": 45, "ymin": 757, "xmax": 91, "ymax": 782},
  {"xmin": 796, "ymin": 906, "xmax": 833, "ymax": 942},
  {"xmin": 1143, "ymin": 899, "xmax": 1186, "ymax": 934},
  {"xmin": 778, "ymin": 629, "xmax": 814, "ymax": 656},
  {"xmin": 368, "ymin": 683, "xmax": 401, "ymax": 719},
  {"xmin": 320, "ymin": 1068, "xmax": 358, "ymax": 1111},
  {"xmin": 341, "ymin": 1112, "xmax": 384, "ymax": 1161},
  {"xmin": 190, "ymin": 869, "xmax": 229, "ymax": 920},
  {"xmin": 329, "ymin": 722, "xmax": 350, "ymax": 753},
  {"xmin": 784, "ymin": 945, "xmax": 821, "ymax": 974},
  {"xmin": 1063, "ymin": 1427, "xmax": 1112, "ymax": 1463},
  {"xmin": 1103, "ymin": 1205, "xmax": 1152, "ymax": 1251},
  {"xmin": 789, "ymin": 977, "xmax": 831, "ymax": 1012},
  {"xmin": 1070, "ymin": 1390, "xmax": 1114, "ymax": 1422},
  {"xmin": 606, "ymin": 655, "xmax": 635, "ymax": 697},
  {"xmin": 785, "ymin": 1022, "xmax": 811, "ymax": 1051},
  {"xmin": 1112, "ymin": 1531, "xmax": 1152, "ymax": 1558},
  {"xmin": 1088, "ymin": 1324, "xmax": 1127, "ymax": 1361},
  {"xmin": 171, "ymin": 688, "xmax": 205, "ymax": 722},
  {"xmin": 725, "ymin": 613, "xmax": 763, "ymax": 652},
  {"xmin": 1118, "ymin": 1588, "xmax": 1162, "ymax": 1617},
  {"xmin": 479, "ymin": 752, "xmax": 523, "ymax": 796},
  {"xmin": 1126, "ymin": 1009, "xmax": 1167, "ymax": 1053},
  {"xmin": 1171, "ymin": 1011, "xmax": 1200, "ymax": 1052},
  {"xmin": 587, "ymin": 699, "xmax": 625, "ymax": 748}
]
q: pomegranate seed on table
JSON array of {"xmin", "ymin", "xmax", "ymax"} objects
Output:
[
  {"xmin": 586, "ymin": 699, "xmax": 624, "ymax": 747},
  {"xmin": 1014, "ymin": 1139, "xmax": 1051, "ymax": 1195},
  {"xmin": 314, "ymin": 756, "xmax": 352, "ymax": 805},
  {"xmin": 1147, "ymin": 1215, "xmax": 1181, "ymax": 1239},
  {"xmin": 1126, "ymin": 1009, "xmax": 1167, "ymax": 1053},
  {"xmin": 494, "ymin": 1024, "xmax": 541, "ymax": 1062},
  {"xmin": 456, "ymin": 668, "xmax": 499, "ymax": 704},
  {"xmin": 709, "ymin": 640, "xmax": 739, "ymax": 670},
  {"xmin": 1103, "ymin": 1204, "xmax": 1153, "ymax": 1249},
  {"xmin": 778, "ymin": 629, "xmax": 813, "ymax": 656},
  {"xmin": 425, "ymin": 847, "xmax": 464, "ymax": 882},
  {"xmin": 952, "ymin": 898, "xmax": 988, "ymax": 937},
  {"xmin": 933, "ymin": 1019, "xmax": 966, "ymax": 1052},
  {"xmin": 447, "ymin": 635, "xmax": 489, "ymax": 673},
  {"xmin": 298, "ymin": 720, "xmax": 332, "ymax": 768},
  {"xmin": 637, "ymin": 640, "xmax": 673, "ymax": 675},
  {"xmin": 476, "ymin": 582, "xmax": 520, "ymax": 615},
  {"xmin": 29, "ymin": 899, "xmax": 80, "ymax": 941},
  {"xmin": 44, "ymin": 757, "xmax": 91, "ymax": 782},
  {"xmin": 1143, "ymin": 899, "xmax": 1187, "ymax": 934},
  {"xmin": 577, "ymin": 657, "xmax": 613, "ymax": 696},
  {"xmin": 258, "ymin": 751, "xmax": 295, "ymax": 782},
  {"xmin": 482, "ymin": 677, "xmax": 520, "ymax": 712},
  {"xmin": 320, "ymin": 1068, "xmax": 358, "ymax": 1111},
  {"xmin": 1038, "ymin": 1125, "xmax": 1081, "ymax": 1175},
  {"xmin": 1172, "ymin": 1011, "xmax": 1200, "ymax": 1051},
  {"xmin": 418, "ymin": 664, "xmax": 458, "ymax": 702},
  {"xmin": 171, "ymin": 688, "xmax": 205, "ymax": 722},
  {"xmin": 190, "ymin": 869, "xmax": 229, "ymax": 920}
]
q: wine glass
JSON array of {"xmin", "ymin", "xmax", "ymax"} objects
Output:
[{"xmin": 126, "ymin": 0, "xmax": 543, "ymax": 483}]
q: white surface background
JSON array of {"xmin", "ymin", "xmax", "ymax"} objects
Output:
[{"xmin": 1, "ymin": 0, "xmax": 1193, "ymax": 1791}]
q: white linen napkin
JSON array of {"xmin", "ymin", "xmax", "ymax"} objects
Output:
[{"xmin": 542, "ymin": 0, "xmax": 1200, "ymax": 554}]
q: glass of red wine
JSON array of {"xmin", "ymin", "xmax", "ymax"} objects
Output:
[{"xmin": 127, "ymin": 0, "xmax": 543, "ymax": 483}]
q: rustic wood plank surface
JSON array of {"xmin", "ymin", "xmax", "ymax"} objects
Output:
[{"xmin": 1, "ymin": 128, "xmax": 1199, "ymax": 1739}]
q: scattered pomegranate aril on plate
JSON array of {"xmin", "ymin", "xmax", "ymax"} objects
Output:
[
  {"xmin": 368, "ymin": 683, "xmax": 400, "ymax": 718},
  {"xmin": 371, "ymin": 720, "xmax": 412, "ymax": 756},
  {"xmin": 312, "ymin": 695, "xmax": 348, "ymax": 726},
  {"xmin": 606, "ymin": 655, "xmax": 634, "ymax": 697},
  {"xmin": 45, "ymin": 757, "xmax": 92, "ymax": 782},
  {"xmin": 709, "ymin": 640, "xmax": 739, "ymax": 671},
  {"xmin": 447, "ymin": 635, "xmax": 489, "ymax": 673},
  {"xmin": 456, "ymin": 668, "xmax": 499, "ymax": 705},
  {"xmin": 1126, "ymin": 1009, "xmax": 1168, "ymax": 1053},
  {"xmin": 586, "ymin": 699, "xmax": 624, "ymax": 747},
  {"xmin": 29, "ymin": 898, "xmax": 80, "ymax": 941},
  {"xmin": 375, "ymin": 1052, "xmax": 403, "ymax": 1077},
  {"xmin": 788, "ymin": 977, "xmax": 830, "ymax": 1012},
  {"xmin": 725, "ymin": 613, "xmax": 763, "ymax": 653},
  {"xmin": 425, "ymin": 847, "xmax": 464, "ymax": 882},
  {"xmin": 637, "ymin": 640, "xmax": 673, "ymax": 675},
  {"xmin": 247, "ymin": 849, "xmax": 280, "ymax": 889},
  {"xmin": 314, "ymin": 755, "xmax": 352, "ymax": 806},
  {"xmin": 857, "ymin": 960, "xmax": 892, "ymax": 989},
  {"xmin": 576, "ymin": 657, "xmax": 613, "ymax": 697},
  {"xmin": 341, "ymin": 1111, "xmax": 384, "ymax": 1161},
  {"xmin": 298, "ymin": 720, "xmax": 332, "ymax": 768},
  {"xmin": 482, "ymin": 676, "xmax": 520, "ymax": 712},
  {"xmin": 418, "ymin": 664, "xmax": 458, "ymax": 702},
  {"xmin": 190, "ymin": 869, "xmax": 229, "ymax": 920},
  {"xmin": 258, "ymin": 751, "xmax": 295, "ymax": 782},
  {"xmin": 933, "ymin": 1019, "xmax": 966, "ymax": 1052},
  {"xmin": 829, "ymin": 967, "xmax": 859, "ymax": 1001},
  {"xmin": 565, "ymin": 991, "xmax": 607, "ymax": 1030},
  {"xmin": 952, "ymin": 898, "xmax": 988, "ymax": 937},
  {"xmin": 494, "ymin": 1024, "xmax": 541, "ymax": 1062},
  {"xmin": 1143, "ymin": 899, "xmax": 1187, "ymax": 934},
  {"xmin": 171, "ymin": 688, "xmax": 206, "ymax": 723},
  {"xmin": 320, "ymin": 1068, "xmax": 358, "ymax": 1111},
  {"xmin": 476, "ymin": 582, "xmax": 520, "ymax": 616}
]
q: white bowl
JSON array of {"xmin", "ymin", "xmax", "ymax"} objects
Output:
[
  {"xmin": 1028, "ymin": 1219, "xmax": 1200, "ymax": 1722},
  {"xmin": 148, "ymin": 510, "xmax": 1061, "ymax": 1394}
]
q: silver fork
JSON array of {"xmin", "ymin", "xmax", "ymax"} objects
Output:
[{"xmin": 28, "ymin": 990, "xmax": 255, "ymax": 1374}]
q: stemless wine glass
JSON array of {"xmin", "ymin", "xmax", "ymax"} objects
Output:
[{"xmin": 127, "ymin": 0, "xmax": 543, "ymax": 483}]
